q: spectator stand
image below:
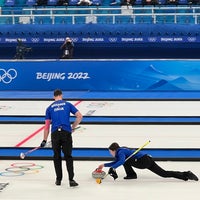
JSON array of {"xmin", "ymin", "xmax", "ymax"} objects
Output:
[
  {"xmin": 4, "ymin": 0, "xmax": 15, "ymax": 6},
  {"xmin": 26, "ymin": 0, "xmax": 37, "ymax": 6},
  {"xmin": 0, "ymin": 4, "xmax": 200, "ymax": 25}
]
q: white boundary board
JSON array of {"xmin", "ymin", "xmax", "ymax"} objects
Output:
[
  {"xmin": 1, "ymin": 100, "xmax": 200, "ymax": 116},
  {"xmin": 0, "ymin": 124, "xmax": 199, "ymax": 148}
]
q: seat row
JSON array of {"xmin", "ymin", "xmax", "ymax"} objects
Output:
[
  {"xmin": 0, "ymin": 29, "xmax": 198, "ymax": 35},
  {"xmin": 0, "ymin": 15, "xmax": 199, "ymax": 24},
  {"xmin": 4, "ymin": 0, "xmax": 102, "ymax": 6},
  {"xmin": 3, "ymin": 0, "xmax": 200, "ymax": 6}
]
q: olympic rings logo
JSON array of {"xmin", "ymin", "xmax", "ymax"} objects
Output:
[
  {"xmin": 148, "ymin": 37, "xmax": 157, "ymax": 42},
  {"xmin": 0, "ymin": 162, "xmax": 44, "ymax": 177},
  {"xmin": 31, "ymin": 38, "xmax": 40, "ymax": 43},
  {"xmin": 109, "ymin": 38, "xmax": 117, "ymax": 42},
  {"xmin": 0, "ymin": 68, "xmax": 17, "ymax": 84},
  {"xmin": 187, "ymin": 37, "xmax": 196, "ymax": 42},
  {"xmin": 72, "ymin": 38, "xmax": 79, "ymax": 42}
]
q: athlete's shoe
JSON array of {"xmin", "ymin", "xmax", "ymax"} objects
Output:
[
  {"xmin": 55, "ymin": 180, "xmax": 61, "ymax": 185},
  {"xmin": 69, "ymin": 180, "xmax": 79, "ymax": 187},
  {"xmin": 124, "ymin": 175, "xmax": 137, "ymax": 180},
  {"xmin": 187, "ymin": 171, "xmax": 198, "ymax": 181}
]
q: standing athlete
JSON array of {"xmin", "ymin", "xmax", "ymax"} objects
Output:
[
  {"xmin": 98, "ymin": 142, "xmax": 198, "ymax": 182},
  {"xmin": 40, "ymin": 89, "xmax": 82, "ymax": 187}
]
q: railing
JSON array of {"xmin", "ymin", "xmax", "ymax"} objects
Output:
[{"xmin": 0, "ymin": 6, "xmax": 200, "ymax": 24}]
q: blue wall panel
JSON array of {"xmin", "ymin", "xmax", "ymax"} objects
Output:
[
  {"xmin": 1, "ymin": 59, "xmax": 200, "ymax": 91},
  {"xmin": 0, "ymin": 24, "xmax": 200, "ymax": 59}
]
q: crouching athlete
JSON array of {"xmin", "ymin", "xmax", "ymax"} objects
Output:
[{"xmin": 97, "ymin": 142, "xmax": 198, "ymax": 182}]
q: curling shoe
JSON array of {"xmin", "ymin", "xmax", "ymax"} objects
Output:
[
  {"xmin": 69, "ymin": 180, "xmax": 79, "ymax": 187},
  {"xmin": 187, "ymin": 171, "xmax": 198, "ymax": 181},
  {"xmin": 55, "ymin": 180, "xmax": 61, "ymax": 186},
  {"xmin": 124, "ymin": 175, "xmax": 137, "ymax": 180}
]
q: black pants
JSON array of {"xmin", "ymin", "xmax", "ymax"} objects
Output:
[
  {"xmin": 51, "ymin": 130, "xmax": 74, "ymax": 181},
  {"xmin": 123, "ymin": 155, "xmax": 188, "ymax": 181}
]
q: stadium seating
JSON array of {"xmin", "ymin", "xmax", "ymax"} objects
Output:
[
  {"xmin": 4, "ymin": 0, "xmax": 15, "ymax": 6},
  {"xmin": 0, "ymin": 0, "xmax": 200, "ymax": 62},
  {"xmin": 135, "ymin": 15, "xmax": 153, "ymax": 23},
  {"xmin": 47, "ymin": 0, "xmax": 58, "ymax": 5},
  {"xmin": 54, "ymin": 16, "xmax": 73, "ymax": 23},
  {"xmin": 96, "ymin": 16, "xmax": 113, "ymax": 23},
  {"xmin": 74, "ymin": 16, "xmax": 86, "ymax": 23},
  {"xmin": 26, "ymin": 0, "xmax": 37, "ymax": 6},
  {"xmin": 177, "ymin": 15, "xmax": 195, "ymax": 23},
  {"xmin": 33, "ymin": 16, "xmax": 52, "ymax": 23},
  {"xmin": 0, "ymin": 17, "xmax": 12, "ymax": 24},
  {"xmin": 178, "ymin": 0, "xmax": 188, "ymax": 4},
  {"xmin": 92, "ymin": 0, "xmax": 102, "ymax": 5},
  {"xmin": 68, "ymin": 0, "xmax": 79, "ymax": 5},
  {"xmin": 0, "ymin": 0, "xmax": 4, "ymax": 6},
  {"xmin": 134, "ymin": 0, "xmax": 142, "ymax": 4},
  {"xmin": 0, "ymin": 0, "xmax": 199, "ymax": 6},
  {"xmin": 0, "ymin": 5, "xmax": 199, "ymax": 25},
  {"xmin": 158, "ymin": 0, "xmax": 167, "ymax": 4}
]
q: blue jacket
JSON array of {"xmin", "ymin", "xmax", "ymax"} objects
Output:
[
  {"xmin": 104, "ymin": 147, "xmax": 146, "ymax": 169},
  {"xmin": 45, "ymin": 100, "xmax": 78, "ymax": 133}
]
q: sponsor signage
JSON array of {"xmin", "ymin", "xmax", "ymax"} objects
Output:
[
  {"xmin": 1, "ymin": 60, "xmax": 200, "ymax": 91},
  {"xmin": 0, "ymin": 36, "xmax": 198, "ymax": 44}
]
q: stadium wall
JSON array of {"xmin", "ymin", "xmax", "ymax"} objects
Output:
[
  {"xmin": 1, "ymin": 59, "xmax": 200, "ymax": 91},
  {"xmin": 0, "ymin": 24, "xmax": 200, "ymax": 59}
]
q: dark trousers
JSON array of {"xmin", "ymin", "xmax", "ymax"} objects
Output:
[
  {"xmin": 51, "ymin": 130, "xmax": 74, "ymax": 181},
  {"xmin": 123, "ymin": 154, "xmax": 188, "ymax": 181}
]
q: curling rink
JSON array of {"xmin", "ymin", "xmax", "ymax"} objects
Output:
[
  {"xmin": 0, "ymin": 160, "xmax": 200, "ymax": 200},
  {"xmin": 0, "ymin": 100, "xmax": 200, "ymax": 199},
  {"xmin": 1, "ymin": 100, "xmax": 200, "ymax": 116}
]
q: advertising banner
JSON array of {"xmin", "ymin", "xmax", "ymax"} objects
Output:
[
  {"xmin": 1, "ymin": 59, "xmax": 200, "ymax": 91},
  {"xmin": 0, "ymin": 36, "xmax": 198, "ymax": 44}
]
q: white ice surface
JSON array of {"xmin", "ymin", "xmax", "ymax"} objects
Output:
[{"xmin": 0, "ymin": 160, "xmax": 199, "ymax": 200}]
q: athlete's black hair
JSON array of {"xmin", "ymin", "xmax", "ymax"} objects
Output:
[
  {"xmin": 54, "ymin": 89, "xmax": 62, "ymax": 97},
  {"xmin": 108, "ymin": 142, "xmax": 120, "ymax": 151}
]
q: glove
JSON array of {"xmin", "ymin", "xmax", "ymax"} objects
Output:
[
  {"xmin": 108, "ymin": 167, "xmax": 118, "ymax": 180},
  {"xmin": 95, "ymin": 168, "xmax": 103, "ymax": 173},
  {"xmin": 40, "ymin": 140, "xmax": 46, "ymax": 147}
]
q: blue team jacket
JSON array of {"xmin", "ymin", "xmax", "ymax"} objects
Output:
[{"xmin": 104, "ymin": 147, "xmax": 146, "ymax": 169}]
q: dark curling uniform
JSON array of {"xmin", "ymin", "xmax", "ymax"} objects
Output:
[
  {"xmin": 104, "ymin": 147, "xmax": 198, "ymax": 181},
  {"xmin": 45, "ymin": 100, "xmax": 78, "ymax": 182}
]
